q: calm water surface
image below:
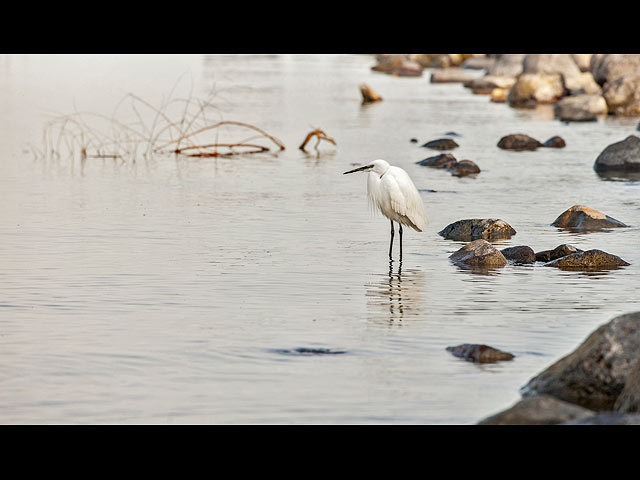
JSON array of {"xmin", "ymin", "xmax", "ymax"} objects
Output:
[{"xmin": 1, "ymin": 54, "xmax": 639, "ymax": 424}]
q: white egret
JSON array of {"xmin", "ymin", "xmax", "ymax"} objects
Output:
[{"xmin": 344, "ymin": 159, "xmax": 427, "ymax": 260}]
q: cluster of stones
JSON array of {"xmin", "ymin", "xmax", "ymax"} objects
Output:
[{"xmin": 414, "ymin": 138, "xmax": 481, "ymax": 177}]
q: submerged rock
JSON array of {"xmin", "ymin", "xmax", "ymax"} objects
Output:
[
  {"xmin": 500, "ymin": 246, "xmax": 536, "ymax": 264},
  {"xmin": 497, "ymin": 134, "xmax": 543, "ymax": 151},
  {"xmin": 478, "ymin": 394, "xmax": 595, "ymax": 425},
  {"xmin": 593, "ymin": 135, "xmax": 640, "ymax": 172},
  {"xmin": 545, "ymin": 249, "xmax": 630, "ymax": 270},
  {"xmin": 542, "ymin": 136, "xmax": 566, "ymax": 148},
  {"xmin": 535, "ymin": 244, "xmax": 583, "ymax": 262},
  {"xmin": 551, "ymin": 205, "xmax": 628, "ymax": 230},
  {"xmin": 421, "ymin": 138, "xmax": 459, "ymax": 150},
  {"xmin": 416, "ymin": 153, "xmax": 457, "ymax": 168},
  {"xmin": 439, "ymin": 218, "xmax": 516, "ymax": 242},
  {"xmin": 449, "ymin": 239, "xmax": 508, "ymax": 267},
  {"xmin": 521, "ymin": 312, "xmax": 640, "ymax": 411},
  {"xmin": 446, "ymin": 344, "xmax": 514, "ymax": 363},
  {"xmin": 449, "ymin": 159, "xmax": 480, "ymax": 177}
]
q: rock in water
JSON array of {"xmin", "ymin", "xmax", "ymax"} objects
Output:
[
  {"xmin": 449, "ymin": 239, "xmax": 508, "ymax": 267},
  {"xmin": 501, "ymin": 246, "xmax": 536, "ymax": 264},
  {"xmin": 535, "ymin": 244, "xmax": 583, "ymax": 262},
  {"xmin": 446, "ymin": 344, "xmax": 514, "ymax": 363},
  {"xmin": 542, "ymin": 136, "xmax": 566, "ymax": 148},
  {"xmin": 421, "ymin": 138, "xmax": 459, "ymax": 150},
  {"xmin": 497, "ymin": 134, "xmax": 543, "ymax": 151},
  {"xmin": 545, "ymin": 249, "xmax": 630, "ymax": 270},
  {"xmin": 478, "ymin": 394, "xmax": 595, "ymax": 425},
  {"xmin": 439, "ymin": 218, "xmax": 517, "ymax": 241},
  {"xmin": 430, "ymin": 67, "xmax": 477, "ymax": 84},
  {"xmin": 551, "ymin": 205, "xmax": 628, "ymax": 230},
  {"xmin": 593, "ymin": 135, "xmax": 640, "ymax": 172},
  {"xmin": 416, "ymin": 153, "xmax": 458, "ymax": 168},
  {"xmin": 614, "ymin": 358, "xmax": 640, "ymax": 413},
  {"xmin": 563, "ymin": 413, "xmax": 640, "ymax": 425},
  {"xmin": 521, "ymin": 312, "xmax": 640, "ymax": 411},
  {"xmin": 359, "ymin": 84, "xmax": 382, "ymax": 105},
  {"xmin": 449, "ymin": 160, "xmax": 481, "ymax": 177}
]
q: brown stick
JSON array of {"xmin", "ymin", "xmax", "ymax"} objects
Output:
[{"xmin": 299, "ymin": 129, "xmax": 336, "ymax": 152}]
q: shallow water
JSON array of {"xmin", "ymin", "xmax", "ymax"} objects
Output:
[{"xmin": 1, "ymin": 54, "xmax": 639, "ymax": 424}]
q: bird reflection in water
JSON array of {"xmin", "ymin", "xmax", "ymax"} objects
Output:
[{"xmin": 365, "ymin": 260, "xmax": 425, "ymax": 325}]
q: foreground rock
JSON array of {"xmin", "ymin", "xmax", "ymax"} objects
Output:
[
  {"xmin": 416, "ymin": 153, "xmax": 457, "ymax": 168},
  {"xmin": 554, "ymin": 94, "xmax": 607, "ymax": 122},
  {"xmin": 613, "ymin": 358, "xmax": 640, "ymax": 413},
  {"xmin": 508, "ymin": 73, "xmax": 565, "ymax": 107},
  {"xmin": 430, "ymin": 67, "xmax": 477, "ymax": 84},
  {"xmin": 593, "ymin": 135, "xmax": 640, "ymax": 173},
  {"xmin": 446, "ymin": 344, "xmax": 514, "ymax": 363},
  {"xmin": 563, "ymin": 413, "xmax": 640, "ymax": 425},
  {"xmin": 501, "ymin": 246, "xmax": 536, "ymax": 264},
  {"xmin": 478, "ymin": 394, "xmax": 595, "ymax": 425},
  {"xmin": 448, "ymin": 160, "xmax": 480, "ymax": 177},
  {"xmin": 359, "ymin": 84, "xmax": 382, "ymax": 105},
  {"xmin": 535, "ymin": 244, "xmax": 583, "ymax": 262},
  {"xmin": 439, "ymin": 219, "xmax": 516, "ymax": 242},
  {"xmin": 497, "ymin": 134, "xmax": 543, "ymax": 151},
  {"xmin": 421, "ymin": 138, "xmax": 459, "ymax": 150},
  {"xmin": 545, "ymin": 249, "xmax": 630, "ymax": 270},
  {"xmin": 449, "ymin": 240, "xmax": 508, "ymax": 267},
  {"xmin": 521, "ymin": 312, "xmax": 640, "ymax": 411},
  {"xmin": 551, "ymin": 205, "xmax": 628, "ymax": 230}
]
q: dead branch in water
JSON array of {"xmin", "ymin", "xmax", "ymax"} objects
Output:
[{"xmin": 299, "ymin": 129, "xmax": 336, "ymax": 152}]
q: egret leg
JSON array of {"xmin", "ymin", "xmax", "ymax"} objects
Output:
[
  {"xmin": 399, "ymin": 224, "xmax": 403, "ymax": 260},
  {"xmin": 389, "ymin": 220, "xmax": 395, "ymax": 260}
]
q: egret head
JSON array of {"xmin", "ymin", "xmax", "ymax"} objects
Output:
[{"xmin": 343, "ymin": 159, "xmax": 390, "ymax": 175}]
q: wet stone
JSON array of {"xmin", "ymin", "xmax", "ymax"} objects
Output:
[
  {"xmin": 449, "ymin": 159, "xmax": 481, "ymax": 177},
  {"xmin": 545, "ymin": 249, "xmax": 630, "ymax": 270},
  {"xmin": 439, "ymin": 218, "xmax": 517, "ymax": 242},
  {"xmin": 501, "ymin": 245, "xmax": 536, "ymax": 264},
  {"xmin": 446, "ymin": 343, "xmax": 514, "ymax": 363},
  {"xmin": 449, "ymin": 239, "xmax": 508, "ymax": 267},
  {"xmin": 416, "ymin": 153, "xmax": 457, "ymax": 168},
  {"xmin": 551, "ymin": 205, "xmax": 628, "ymax": 231},
  {"xmin": 535, "ymin": 244, "xmax": 583, "ymax": 262},
  {"xmin": 543, "ymin": 136, "xmax": 566, "ymax": 148},
  {"xmin": 497, "ymin": 134, "xmax": 543, "ymax": 151},
  {"xmin": 421, "ymin": 138, "xmax": 459, "ymax": 150},
  {"xmin": 478, "ymin": 394, "xmax": 595, "ymax": 425}
]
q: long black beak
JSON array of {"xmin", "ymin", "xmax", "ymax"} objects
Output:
[{"xmin": 343, "ymin": 165, "xmax": 373, "ymax": 174}]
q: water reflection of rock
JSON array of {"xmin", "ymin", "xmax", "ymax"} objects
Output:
[{"xmin": 366, "ymin": 261, "xmax": 425, "ymax": 324}]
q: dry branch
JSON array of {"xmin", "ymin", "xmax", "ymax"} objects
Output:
[{"xmin": 299, "ymin": 129, "xmax": 336, "ymax": 152}]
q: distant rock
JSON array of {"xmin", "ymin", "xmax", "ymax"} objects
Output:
[
  {"xmin": 359, "ymin": 84, "xmax": 382, "ymax": 105},
  {"xmin": 464, "ymin": 74, "xmax": 516, "ymax": 93},
  {"xmin": 416, "ymin": 153, "xmax": 458, "ymax": 168},
  {"xmin": 478, "ymin": 394, "xmax": 595, "ymax": 425},
  {"xmin": 430, "ymin": 67, "xmax": 477, "ymax": 84},
  {"xmin": 439, "ymin": 218, "xmax": 517, "ymax": 242},
  {"xmin": 545, "ymin": 249, "xmax": 630, "ymax": 270},
  {"xmin": 594, "ymin": 135, "xmax": 640, "ymax": 172},
  {"xmin": 590, "ymin": 54, "xmax": 640, "ymax": 86},
  {"xmin": 535, "ymin": 244, "xmax": 583, "ymax": 262},
  {"xmin": 497, "ymin": 134, "xmax": 543, "ymax": 151},
  {"xmin": 614, "ymin": 358, "xmax": 640, "ymax": 413},
  {"xmin": 523, "ymin": 54, "xmax": 583, "ymax": 86},
  {"xmin": 490, "ymin": 88, "xmax": 508, "ymax": 103},
  {"xmin": 521, "ymin": 311, "xmax": 640, "ymax": 411},
  {"xmin": 446, "ymin": 343, "xmax": 514, "ymax": 363},
  {"xmin": 554, "ymin": 94, "xmax": 607, "ymax": 122},
  {"xmin": 486, "ymin": 54, "xmax": 525, "ymax": 78},
  {"xmin": 462, "ymin": 56, "xmax": 495, "ymax": 70},
  {"xmin": 602, "ymin": 74, "xmax": 640, "ymax": 115},
  {"xmin": 410, "ymin": 138, "xmax": 418, "ymax": 143},
  {"xmin": 421, "ymin": 138, "xmax": 459, "ymax": 150},
  {"xmin": 449, "ymin": 239, "xmax": 508, "ymax": 267},
  {"xmin": 572, "ymin": 54, "xmax": 593, "ymax": 72},
  {"xmin": 551, "ymin": 205, "xmax": 628, "ymax": 230},
  {"xmin": 500, "ymin": 246, "xmax": 536, "ymax": 264},
  {"xmin": 564, "ymin": 72, "xmax": 602, "ymax": 95},
  {"xmin": 508, "ymin": 73, "xmax": 565, "ymax": 107},
  {"xmin": 449, "ymin": 160, "xmax": 480, "ymax": 177},
  {"xmin": 371, "ymin": 54, "xmax": 423, "ymax": 77},
  {"xmin": 543, "ymin": 136, "xmax": 566, "ymax": 148},
  {"xmin": 563, "ymin": 413, "xmax": 640, "ymax": 425}
]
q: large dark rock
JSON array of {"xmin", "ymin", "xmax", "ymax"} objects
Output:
[
  {"xmin": 446, "ymin": 344, "xmax": 514, "ymax": 363},
  {"xmin": 542, "ymin": 136, "xmax": 566, "ymax": 148},
  {"xmin": 497, "ymin": 134, "xmax": 543, "ymax": 151},
  {"xmin": 439, "ymin": 218, "xmax": 517, "ymax": 242},
  {"xmin": 551, "ymin": 205, "xmax": 628, "ymax": 230},
  {"xmin": 521, "ymin": 312, "xmax": 640, "ymax": 411},
  {"xmin": 545, "ymin": 249, "xmax": 630, "ymax": 270},
  {"xmin": 563, "ymin": 413, "xmax": 640, "ymax": 425},
  {"xmin": 535, "ymin": 244, "xmax": 583, "ymax": 262},
  {"xmin": 416, "ymin": 153, "xmax": 457, "ymax": 168},
  {"xmin": 448, "ymin": 160, "xmax": 480, "ymax": 177},
  {"xmin": 449, "ymin": 239, "xmax": 508, "ymax": 267},
  {"xmin": 614, "ymin": 358, "xmax": 640, "ymax": 413},
  {"xmin": 478, "ymin": 394, "xmax": 595, "ymax": 425},
  {"xmin": 421, "ymin": 138, "xmax": 459, "ymax": 150},
  {"xmin": 501, "ymin": 246, "xmax": 536, "ymax": 264},
  {"xmin": 593, "ymin": 135, "xmax": 640, "ymax": 172}
]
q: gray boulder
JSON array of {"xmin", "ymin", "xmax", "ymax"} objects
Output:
[
  {"xmin": 449, "ymin": 239, "xmax": 508, "ymax": 267},
  {"xmin": 554, "ymin": 94, "xmax": 607, "ymax": 122},
  {"xmin": 521, "ymin": 312, "xmax": 640, "ymax": 411},
  {"xmin": 487, "ymin": 54, "xmax": 526, "ymax": 78},
  {"xmin": 478, "ymin": 394, "xmax": 595, "ymax": 425},
  {"xmin": 602, "ymin": 74, "xmax": 640, "ymax": 115},
  {"xmin": 614, "ymin": 358, "xmax": 640, "ymax": 413},
  {"xmin": 416, "ymin": 153, "xmax": 457, "ymax": 168},
  {"xmin": 563, "ymin": 413, "xmax": 640, "ymax": 425},
  {"xmin": 501, "ymin": 246, "xmax": 536, "ymax": 264},
  {"xmin": 523, "ymin": 54, "xmax": 582, "ymax": 84},
  {"xmin": 551, "ymin": 205, "xmax": 628, "ymax": 230},
  {"xmin": 422, "ymin": 138, "xmax": 459, "ymax": 150},
  {"xmin": 535, "ymin": 244, "xmax": 583, "ymax": 262},
  {"xmin": 594, "ymin": 135, "xmax": 640, "ymax": 172},
  {"xmin": 439, "ymin": 218, "xmax": 517, "ymax": 242},
  {"xmin": 430, "ymin": 67, "xmax": 478, "ymax": 84},
  {"xmin": 590, "ymin": 54, "xmax": 640, "ymax": 85},
  {"xmin": 545, "ymin": 249, "xmax": 630, "ymax": 270},
  {"xmin": 446, "ymin": 344, "xmax": 514, "ymax": 363}
]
